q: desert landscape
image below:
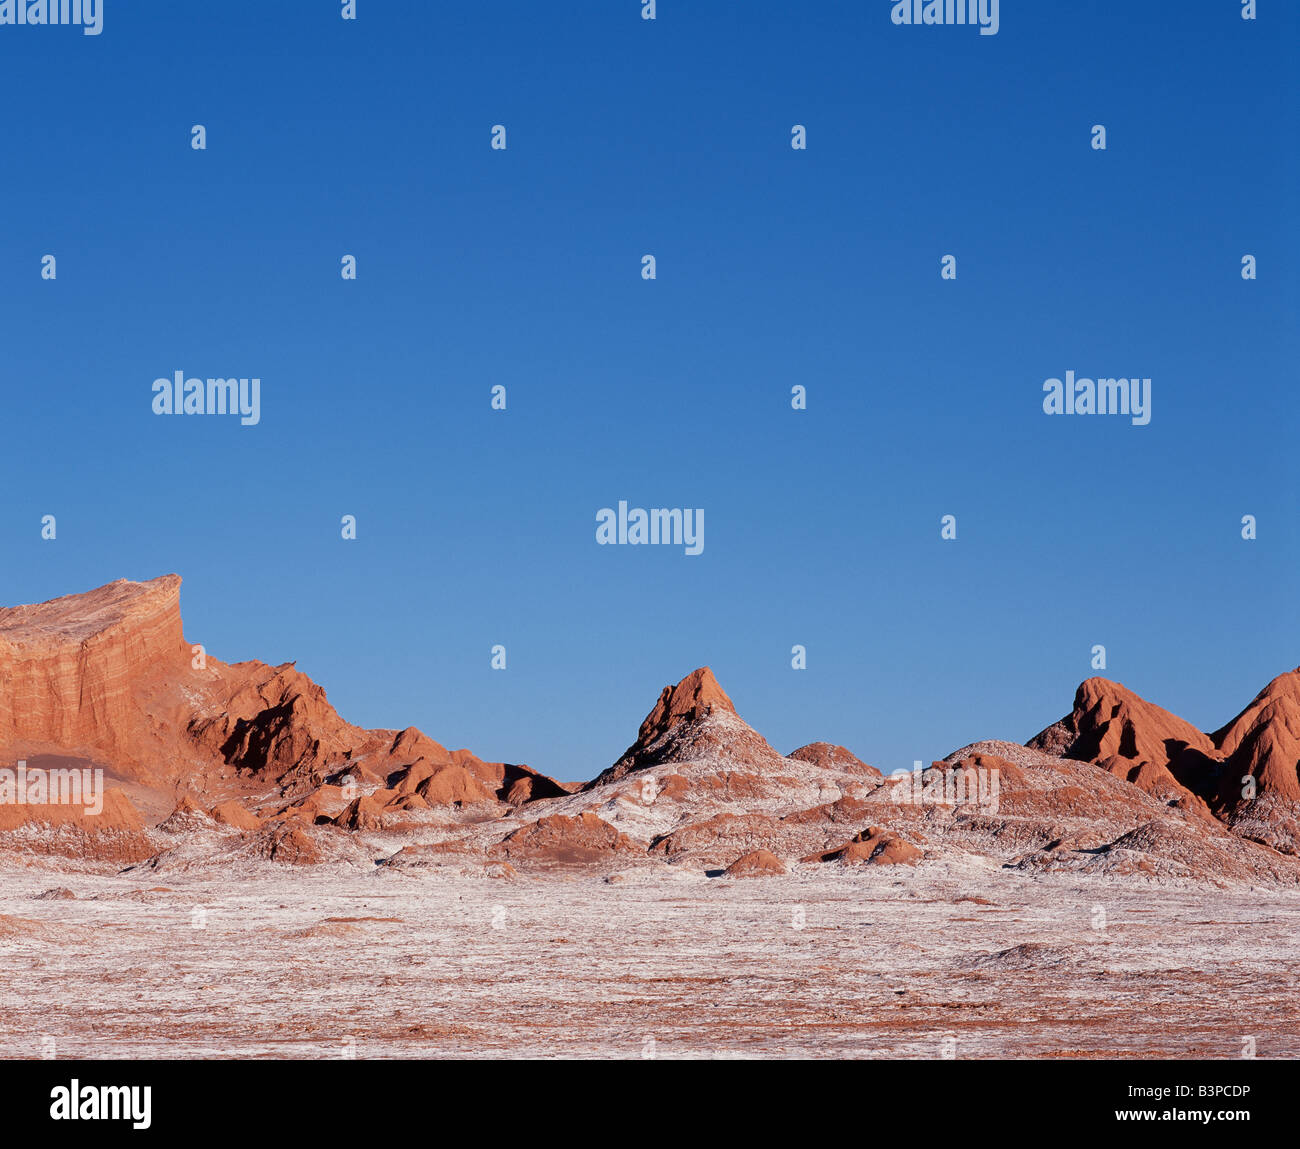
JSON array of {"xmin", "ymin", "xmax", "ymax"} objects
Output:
[{"xmin": 2, "ymin": 575, "xmax": 1298, "ymax": 1059}]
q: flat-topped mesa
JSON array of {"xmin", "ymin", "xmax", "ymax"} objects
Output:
[
  {"xmin": 0, "ymin": 575, "xmax": 189, "ymax": 760},
  {"xmin": 1028, "ymin": 676, "xmax": 1215, "ymax": 766},
  {"xmin": 583, "ymin": 666, "xmax": 783, "ymax": 789},
  {"xmin": 0, "ymin": 574, "xmax": 185, "ymax": 656}
]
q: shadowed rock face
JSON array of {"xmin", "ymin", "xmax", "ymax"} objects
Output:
[
  {"xmin": 1210, "ymin": 669, "xmax": 1300, "ymax": 853},
  {"xmin": 802, "ymin": 826, "xmax": 922, "ymax": 867},
  {"xmin": 1027, "ymin": 672, "xmax": 1300, "ymax": 856},
  {"xmin": 1028, "ymin": 676, "xmax": 1222, "ymax": 813},
  {"xmin": 1214, "ymin": 669, "xmax": 1300, "ymax": 802},
  {"xmin": 1029, "ymin": 677, "xmax": 1215, "ymax": 767}
]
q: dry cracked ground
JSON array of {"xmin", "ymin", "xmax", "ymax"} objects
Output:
[{"xmin": 2, "ymin": 858, "xmax": 1297, "ymax": 1060}]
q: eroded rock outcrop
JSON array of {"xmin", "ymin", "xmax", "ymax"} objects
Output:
[
  {"xmin": 0, "ymin": 576, "xmax": 565, "ymax": 862},
  {"xmin": 2, "ymin": 578, "xmax": 1298, "ymax": 882},
  {"xmin": 1211, "ymin": 669, "xmax": 1300, "ymax": 853},
  {"xmin": 723, "ymin": 849, "xmax": 787, "ymax": 878},
  {"xmin": 494, "ymin": 813, "xmax": 643, "ymax": 865}
]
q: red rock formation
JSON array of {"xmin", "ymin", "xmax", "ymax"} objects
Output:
[
  {"xmin": 0, "ymin": 785, "xmax": 153, "ymax": 862},
  {"xmin": 1210, "ymin": 669, "xmax": 1300, "ymax": 853},
  {"xmin": 1027, "ymin": 674, "xmax": 1300, "ymax": 856},
  {"xmin": 381, "ymin": 733, "xmax": 569, "ymax": 809},
  {"xmin": 4, "ymin": 577, "xmax": 1299, "ymax": 880},
  {"xmin": 0, "ymin": 576, "xmax": 190, "ymax": 774},
  {"xmin": 494, "ymin": 813, "xmax": 643, "ymax": 864},
  {"xmin": 1214, "ymin": 669, "xmax": 1300, "ymax": 802},
  {"xmin": 242, "ymin": 823, "xmax": 328, "ymax": 866},
  {"xmin": 639, "ymin": 666, "xmax": 736, "ymax": 734},
  {"xmin": 585, "ymin": 666, "xmax": 787, "ymax": 789},
  {"xmin": 209, "ymin": 800, "xmax": 262, "ymax": 831},
  {"xmin": 803, "ymin": 826, "xmax": 922, "ymax": 866},
  {"xmin": 787, "ymin": 742, "xmax": 881, "ymax": 778},
  {"xmin": 335, "ymin": 794, "xmax": 390, "ymax": 831},
  {"xmin": 723, "ymin": 849, "xmax": 787, "ymax": 877},
  {"xmin": 0, "ymin": 577, "xmax": 565, "ymax": 840},
  {"xmin": 1029, "ymin": 677, "xmax": 1215, "ymax": 767}
]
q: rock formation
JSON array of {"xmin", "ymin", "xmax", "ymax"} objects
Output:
[
  {"xmin": 0, "ymin": 576, "xmax": 564, "ymax": 862},
  {"xmin": 1, "ymin": 576, "xmax": 1297, "ymax": 882}
]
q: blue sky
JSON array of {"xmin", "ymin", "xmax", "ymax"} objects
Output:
[{"xmin": 1, "ymin": 1, "xmax": 1295, "ymax": 781}]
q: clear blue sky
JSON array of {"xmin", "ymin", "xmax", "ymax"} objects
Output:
[{"xmin": 1, "ymin": 1, "xmax": 1295, "ymax": 781}]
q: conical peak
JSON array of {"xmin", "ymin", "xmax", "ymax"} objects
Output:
[{"xmin": 637, "ymin": 666, "xmax": 735, "ymax": 741}]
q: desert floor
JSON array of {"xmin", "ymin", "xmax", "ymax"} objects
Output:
[{"xmin": 2, "ymin": 859, "xmax": 1297, "ymax": 1060}]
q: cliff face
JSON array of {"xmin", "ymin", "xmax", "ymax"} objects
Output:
[
  {"xmin": 0, "ymin": 575, "xmax": 190, "ymax": 769},
  {"xmin": 0, "ymin": 577, "xmax": 565, "ymax": 860}
]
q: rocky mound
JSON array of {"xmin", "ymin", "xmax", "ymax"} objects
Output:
[
  {"xmin": 0, "ymin": 782, "xmax": 154, "ymax": 863},
  {"xmin": 787, "ymin": 742, "xmax": 881, "ymax": 778},
  {"xmin": 723, "ymin": 849, "xmax": 787, "ymax": 878},
  {"xmin": 0, "ymin": 914, "xmax": 93, "ymax": 945},
  {"xmin": 209, "ymin": 800, "xmax": 262, "ymax": 831},
  {"xmin": 802, "ymin": 825, "xmax": 922, "ymax": 867},
  {"xmin": 494, "ymin": 813, "xmax": 644, "ymax": 865},
  {"xmin": 134, "ymin": 820, "xmax": 372, "ymax": 873},
  {"xmin": 651, "ymin": 813, "xmax": 785, "ymax": 864},
  {"xmin": 961, "ymin": 943, "xmax": 1079, "ymax": 972}
]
